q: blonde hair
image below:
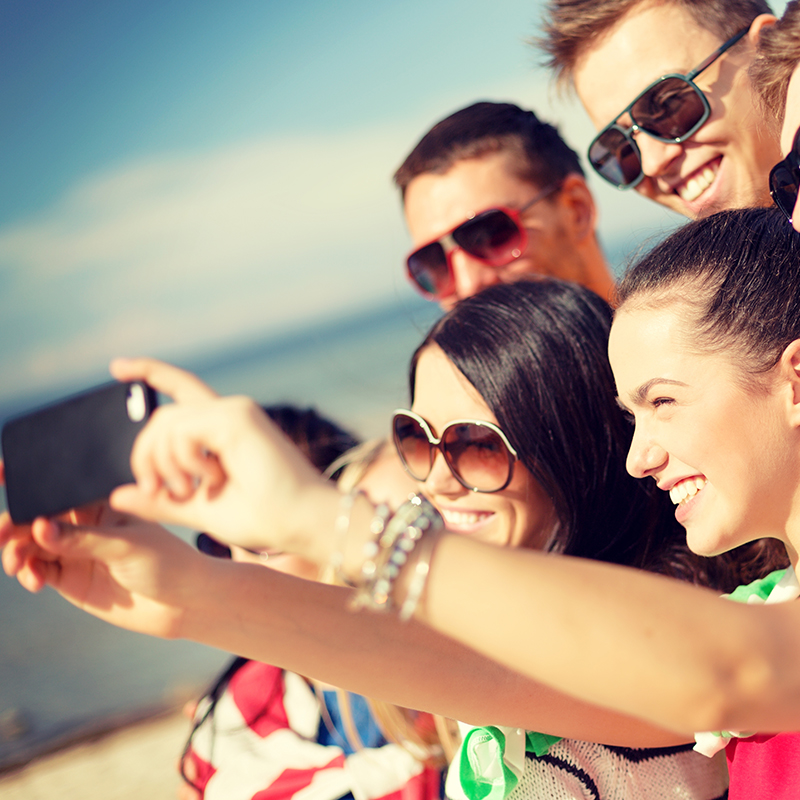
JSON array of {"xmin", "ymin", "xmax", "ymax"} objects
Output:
[
  {"xmin": 315, "ymin": 439, "xmax": 457, "ymax": 767},
  {"xmin": 751, "ymin": 0, "xmax": 800, "ymax": 127}
]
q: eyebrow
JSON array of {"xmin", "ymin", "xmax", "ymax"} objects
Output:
[{"xmin": 618, "ymin": 378, "xmax": 690, "ymax": 410}]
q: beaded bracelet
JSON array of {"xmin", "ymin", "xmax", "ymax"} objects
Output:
[
  {"xmin": 350, "ymin": 493, "xmax": 443, "ymax": 614},
  {"xmin": 323, "ymin": 488, "xmax": 362, "ymax": 586},
  {"xmin": 399, "ymin": 529, "xmax": 437, "ymax": 621},
  {"xmin": 349, "ymin": 501, "xmax": 397, "ymax": 609}
]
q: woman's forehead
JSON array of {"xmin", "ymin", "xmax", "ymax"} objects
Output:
[{"xmin": 412, "ymin": 345, "xmax": 495, "ymax": 424}]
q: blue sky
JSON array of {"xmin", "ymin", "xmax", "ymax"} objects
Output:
[{"xmin": 1, "ymin": 0, "xmax": 783, "ymax": 410}]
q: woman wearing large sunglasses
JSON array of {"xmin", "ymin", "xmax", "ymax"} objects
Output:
[
  {"xmin": 378, "ymin": 282, "xmax": 740, "ymax": 797},
  {"xmin": 8, "ymin": 280, "xmax": 786, "ymax": 797}
]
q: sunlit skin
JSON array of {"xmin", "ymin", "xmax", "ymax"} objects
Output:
[
  {"xmin": 354, "ymin": 443, "xmax": 418, "ymax": 510},
  {"xmin": 574, "ymin": 4, "xmax": 777, "ymax": 219},
  {"xmin": 228, "ymin": 545, "xmax": 320, "ymax": 581},
  {"xmin": 780, "ymin": 63, "xmax": 800, "ymax": 232},
  {"xmin": 403, "ymin": 150, "xmax": 613, "ymax": 309},
  {"xmin": 231, "ymin": 441, "xmax": 418, "ymax": 573},
  {"xmin": 608, "ymin": 303, "xmax": 800, "ymax": 564},
  {"xmin": 410, "ymin": 344, "xmax": 557, "ymax": 548}
]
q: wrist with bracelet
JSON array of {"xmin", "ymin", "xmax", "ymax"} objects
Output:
[{"xmin": 347, "ymin": 493, "xmax": 443, "ymax": 618}]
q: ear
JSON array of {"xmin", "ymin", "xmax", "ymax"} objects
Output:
[
  {"xmin": 747, "ymin": 13, "xmax": 777, "ymax": 48},
  {"xmin": 780, "ymin": 340, "xmax": 800, "ymax": 428},
  {"xmin": 554, "ymin": 173, "xmax": 596, "ymax": 243}
]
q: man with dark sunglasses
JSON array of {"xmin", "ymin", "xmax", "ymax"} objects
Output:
[
  {"xmin": 752, "ymin": 0, "xmax": 800, "ymax": 230},
  {"xmin": 538, "ymin": 0, "xmax": 780, "ymax": 219},
  {"xmin": 393, "ymin": 102, "xmax": 614, "ymax": 309}
]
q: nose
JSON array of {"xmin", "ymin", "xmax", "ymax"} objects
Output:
[
  {"xmin": 449, "ymin": 250, "xmax": 502, "ymax": 303},
  {"xmin": 626, "ymin": 423, "xmax": 668, "ymax": 480},
  {"xmin": 422, "ymin": 449, "xmax": 464, "ymax": 495},
  {"xmin": 635, "ymin": 133, "xmax": 684, "ymax": 181}
]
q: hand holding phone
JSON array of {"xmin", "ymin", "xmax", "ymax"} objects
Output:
[{"xmin": 1, "ymin": 381, "xmax": 157, "ymax": 523}]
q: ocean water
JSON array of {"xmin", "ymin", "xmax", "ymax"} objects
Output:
[{"xmin": 0, "ymin": 295, "xmax": 440, "ymax": 770}]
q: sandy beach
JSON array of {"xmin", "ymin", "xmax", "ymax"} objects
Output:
[{"xmin": 0, "ymin": 710, "xmax": 191, "ymax": 800}]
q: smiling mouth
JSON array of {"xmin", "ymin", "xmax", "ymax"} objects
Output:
[
  {"xmin": 669, "ymin": 476, "xmax": 708, "ymax": 506},
  {"xmin": 676, "ymin": 159, "xmax": 720, "ymax": 203},
  {"xmin": 439, "ymin": 507, "xmax": 494, "ymax": 529}
]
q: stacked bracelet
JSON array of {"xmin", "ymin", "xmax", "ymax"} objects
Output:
[
  {"xmin": 350, "ymin": 493, "xmax": 443, "ymax": 615},
  {"xmin": 323, "ymin": 488, "xmax": 362, "ymax": 586},
  {"xmin": 399, "ymin": 531, "xmax": 437, "ymax": 621}
]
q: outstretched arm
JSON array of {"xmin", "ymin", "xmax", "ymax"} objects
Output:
[
  {"xmin": 105, "ymin": 358, "xmax": 800, "ymax": 738},
  {"xmin": 0, "ymin": 504, "xmax": 687, "ymax": 746},
  {"xmin": 415, "ymin": 534, "xmax": 800, "ymax": 736}
]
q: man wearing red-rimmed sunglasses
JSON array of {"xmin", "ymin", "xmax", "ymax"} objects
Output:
[
  {"xmin": 393, "ymin": 102, "xmax": 614, "ymax": 309},
  {"xmin": 539, "ymin": 0, "xmax": 780, "ymax": 220}
]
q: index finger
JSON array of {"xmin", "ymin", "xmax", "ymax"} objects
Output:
[{"xmin": 109, "ymin": 358, "xmax": 218, "ymax": 404}]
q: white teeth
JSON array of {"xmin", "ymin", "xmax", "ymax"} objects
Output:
[
  {"xmin": 668, "ymin": 477, "xmax": 707, "ymax": 506},
  {"xmin": 678, "ymin": 165, "xmax": 718, "ymax": 202},
  {"xmin": 440, "ymin": 508, "xmax": 491, "ymax": 526}
]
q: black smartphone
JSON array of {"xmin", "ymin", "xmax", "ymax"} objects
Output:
[{"xmin": 1, "ymin": 381, "xmax": 158, "ymax": 524}]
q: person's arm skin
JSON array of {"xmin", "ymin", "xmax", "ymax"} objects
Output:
[
  {"xmin": 414, "ymin": 534, "xmax": 800, "ymax": 737},
  {"xmin": 0, "ymin": 502, "xmax": 686, "ymax": 747},
  {"xmin": 15, "ymin": 358, "xmax": 800, "ymax": 740}
]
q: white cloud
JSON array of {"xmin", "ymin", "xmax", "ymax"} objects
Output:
[
  {"xmin": 0, "ymin": 129, "xmax": 410, "ymax": 283},
  {"xmin": 0, "ymin": 73, "xmax": 684, "ymax": 405},
  {"xmin": 0, "ymin": 124, "xmax": 421, "ymax": 402}
]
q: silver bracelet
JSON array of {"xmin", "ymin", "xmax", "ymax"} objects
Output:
[
  {"xmin": 399, "ymin": 530, "xmax": 437, "ymax": 621},
  {"xmin": 350, "ymin": 494, "xmax": 443, "ymax": 615},
  {"xmin": 324, "ymin": 489, "xmax": 361, "ymax": 586}
]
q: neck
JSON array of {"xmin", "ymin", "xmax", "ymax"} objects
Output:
[{"xmin": 577, "ymin": 234, "xmax": 616, "ymax": 304}]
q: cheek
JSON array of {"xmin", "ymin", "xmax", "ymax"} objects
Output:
[
  {"xmin": 507, "ymin": 474, "xmax": 557, "ymax": 550},
  {"xmin": 485, "ymin": 514, "xmax": 517, "ymax": 548}
]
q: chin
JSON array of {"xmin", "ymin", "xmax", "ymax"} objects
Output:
[
  {"xmin": 682, "ymin": 523, "xmax": 715, "ymax": 557},
  {"xmin": 686, "ymin": 527, "xmax": 739, "ymax": 558},
  {"xmin": 477, "ymin": 528, "xmax": 514, "ymax": 547}
]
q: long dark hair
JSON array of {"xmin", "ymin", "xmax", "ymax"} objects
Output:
[{"xmin": 410, "ymin": 279, "xmax": 782, "ymax": 588}]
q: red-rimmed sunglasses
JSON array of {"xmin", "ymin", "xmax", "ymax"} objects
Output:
[
  {"xmin": 405, "ymin": 184, "xmax": 559, "ymax": 300},
  {"xmin": 392, "ymin": 409, "xmax": 517, "ymax": 493}
]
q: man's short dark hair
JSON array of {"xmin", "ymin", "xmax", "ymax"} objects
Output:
[
  {"xmin": 537, "ymin": 0, "xmax": 772, "ymax": 89},
  {"xmin": 393, "ymin": 101, "xmax": 584, "ymax": 199},
  {"xmin": 751, "ymin": 0, "xmax": 800, "ymax": 127}
]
